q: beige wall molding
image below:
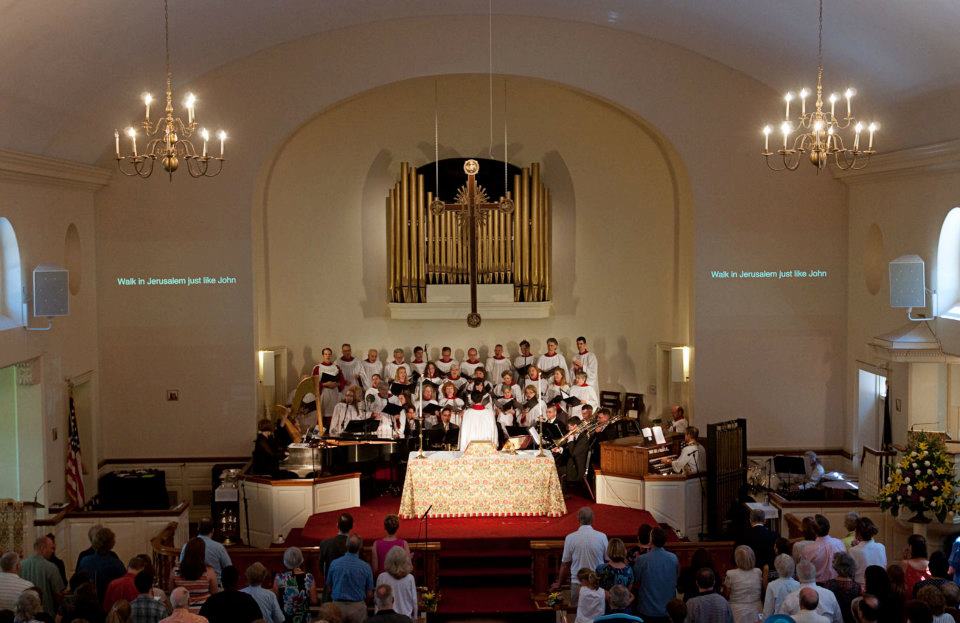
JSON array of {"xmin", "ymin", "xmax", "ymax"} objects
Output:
[
  {"xmin": 835, "ymin": 139, "xmax": 960, "ymax": 185},
  {"xmin": 0, "ymin": 148, "xmax": 112, "ymax": 192}
]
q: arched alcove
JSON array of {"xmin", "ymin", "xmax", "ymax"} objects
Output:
[
  {"xmin": 937, "ymin": 207, "xmax": 960, "ymax": 319},
  {"xmin": 0, "ymin": 217, "xmax": 24, "ymax": 330}
]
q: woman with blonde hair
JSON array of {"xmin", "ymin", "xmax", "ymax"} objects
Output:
[
  {"xmin": 106, "ymin": 598, "xmax": 132, "ymax": 623},
  {"xmin": 439, "ymin": 382, "xmax": 464, "ymax": 426},
  {"xmin": 723, "ymin": 545, "xmax": 763, "ymax": 623},
  {"xmin": 375, "ymin": 546, "xmax": 418, "ymax": 620},
  {"xmin": 574, "ymin": 568, "xmax": 604, "ymax": 623},
  {"xmin": 595, "ymin": 538, "xmax": 634, "ymax": 590},
  {"xmin": 329, "ymin": 386, "xmax": 363, "ymax": 437}
]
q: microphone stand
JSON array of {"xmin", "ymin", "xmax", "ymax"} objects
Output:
[
  {"xmin": 536, "ymin": 377, "xmax": 546, "ymax": 457},
  {"xmin": 416, "ymin": 375, "xmax": 426, "ymax": 460}
]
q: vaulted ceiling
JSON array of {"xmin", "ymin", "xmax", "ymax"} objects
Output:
[{"xmin": 2, "ymin": 0, "xmax": 958, "ymax": 163}]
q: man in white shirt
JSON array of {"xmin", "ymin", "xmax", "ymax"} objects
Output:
[
  {"xmin": 571, "ymin": 337, "xmax": 598, "ymax": 388},
  {"xmin": 668, "ymin": 405, "xmax": 688, "ymax": 434},
  {"xmin": 0, "ymin": 552, "xmax": 34, "ymax": 612},
  {"xmin": 552, "ymin": 507, "xmax": 608, "ymax": 604},
  {"xmin": 513, "ymin": 340, "xmax": 537, "ymax": 379},
  {"xmin": 848, "ymin": 517, "xmax": 887, "ymax": 586},
  {"xmin": 359, "ymin": 349, "xmax": 383, "ymax": 390},
  {"xmin": 778, "ymin": 560, "xmax": 843, "ymax": 623},
  {"xmin": 460, "ymin": 348, "xmax": 483, "ymax": 378},
  {"xmin": 668, "ymin": 426, "xmax": 706, "ymax": 475},
  {"xmin": 485, "ymin": 344, "xmax": 513, "ymax": 381},
  {"xmin": 383, "ymin": 348, "xmax": 412, "ymax": 382},
  {"xmin": 793, "ymin": 588, "xmax": 831, "ymax": 623},
  {"xmin": 802, "ymin": 450, "xmax": 825, "ymax": 489},
  {"xmin": 336, "ymin": 343, "xmax": 363, "ymax": 390},
  {"xmin": 435, "ymin": 346, "xmax": 458, "ymax": 376},
  {"xmin": 537, "ymin": 337, "xmax": 569, "ymax": 380}
]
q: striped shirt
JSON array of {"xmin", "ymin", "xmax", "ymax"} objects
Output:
[
  {"xmin": 171, "ymin": 569, "xmax": 214, "ymax": 612},
  {"xmin": 0, "ymin": 571, "xmax": 33, "ymax": 611}
]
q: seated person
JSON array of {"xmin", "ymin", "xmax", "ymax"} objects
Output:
[
  {"xmin": 410, "ymin": 346, "xmax": 427, "ymax": 377},
  {"xmin": 251, "ymin": 419, "xmax": 284, "ymax": 476},
  {"xmin": 802, "ymin": 451, "xmax": 825, "ymax": 489},
  {"xmin": 421, "ymin": 362, "xmax": 442, "ymax": 387},
  {"xmin": 513, "ymin": 340, "xmax": 536, "ymax": 380},
  {"xmin": 553, "ymin": 416, "xmax": 590, "ymax": 483},
  {"xmin": 567, "ymin": 370, "xmax": 599, "ymax": 419},
  {"xmin": 430, "ymin": 407, "xmax": 460, "ymax": 448},
  {"xmin": 446, "ymin": 363, "xmax": 468, "ymax": 393},
  {"xmin": 519, "ymin": 384, "xmax": 546, "ymax": 428},
  {"xmin": 471, "ymin": 367, "xmax": 492, "ymax": 392},
  {"xmin": 496, "ymin": 370, "xmax": 522, "ymax": 401},
  {"xmin": 544, "ymin": 368, "xmax": 571, "ymax": 403},
  {"xmin": 439, "ymin": 381, "xmax": 465, "ymax": 426},
  {"xmin": 329, "ymin": 386, "xmax": 364, "ymax": 437},
  {"xmin": 666, "ymin": 426, "xmax": 707, "ymax": 475}
]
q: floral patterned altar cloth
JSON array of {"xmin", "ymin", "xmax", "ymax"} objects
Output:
[{"xmin": 399, "ymin": 441, "xmax": 567, "ymax": 518}]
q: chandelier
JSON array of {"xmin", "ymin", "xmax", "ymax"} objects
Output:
[
  {"xmin": 761, "ymin": 0, "xmax": 879, "ymax": 173},
  {"xmin": 114, "ymin": 0, "xmax": 226, "ymax": 179}
]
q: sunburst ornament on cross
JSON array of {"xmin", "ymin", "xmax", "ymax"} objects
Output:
[{"xmin": 430, "ymin": 159, "xmax": 514, "ymax": 327}]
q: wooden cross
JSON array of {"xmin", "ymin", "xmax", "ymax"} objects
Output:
[{"xmin": 430, "ymin": 159, "xmax": 513, "ymax": 327}]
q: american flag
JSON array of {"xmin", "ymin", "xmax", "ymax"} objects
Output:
[{"xmin": 65, "ymin": 391, "xmax": 85, "ymax": 508}]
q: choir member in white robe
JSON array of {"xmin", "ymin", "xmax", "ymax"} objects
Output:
[
  {"xmin": 359, "ymin": 349, "xmax": 383, "ymax": 390},
  {"xmin": 667, "ymin": 405, "xmax": 688, "ymax": 435},
  {"xmin": 435, "ymin": 347, "xmax": 458, "ymax": 377},
  {"xmin": 519, "ymin": 385, "xmax": 546, "ymax": 428},
  {"xmin": 446, "ymin": 364, "xmax": 468, "ymax": 393},
  {"xmin": 513, "ymin": 340, "xmax": 536, "ymax": 380},
  {"xmin": 568, "ymin": 371, "xmax": 599, "ymax": 420},
  {"xmin": 328, "ymin": 388, "xmax": 364, "ymax": 437},
  {"xmin": 379, "ymin": 393, "xmax": 411, "ymax": 439},
  {"xmin": 414, "ymin": 384, "xmax": 440, "ymax": 428},
  {"xmin": 544, "ymin": 369, "xmax": 571, "ymax": 403},
  {"xmin": 458, "ymin": 390, "xmax": 498, "ymax": 450},
  {"xmin": 571, "ymin": 337, "xmax": 598, "ymax": 388},
  {"xmin": 460, "ymin": 348, "xmax": 483, "ymax": 379},
  {"xmin": 312, "ymin": 348, "xmax": 341, "ymax": 424},
  {"xmin": 523, "ymin": 366, "xmax": 547, "ymax": 399},
  {"xmin": 666, "ymin": 426, "xmax": 706, "ymax": 475},
  {"xmin": 421, "ymin": 362, "xmax": 442, "ymax": 387},
  {"xmin": 439, "ymin": 382, "xmax": 465, "ymax": 427},
  {"xmin": 411, "ymin": 346, "xmax": 427, "ymax": 377},
  {"xmin": 495, "ymin": 370, "xmax": 522, "ymax": 402},
  {"xmin": 365, "ymin": 383, "xmax": 390, "ymax": 419},
  {"xmin": 383, "ymin": 348, "xmax": 412, "ymax": 382},
  {"xmin": 485, "ymin": 344, "xmax": 513, "ymax": 383},
  {"xmin": 536, "ymin": 337, "xmax": 570, "ymax": 381},
  {"xmin": 336, "ymin": 343, "xmax": 363, "ymax": 390},
  {"xmin": 495, "ymin": 385, "xmax": 521, "ymax": 429}
]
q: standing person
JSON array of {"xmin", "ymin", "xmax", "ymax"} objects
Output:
[
  {"xmin": 366, "ymin": 584, "xmax": 412, "ymax": 623},
  {"xmin": 544, "ymin": 368, "xmax": 570, "ymax": 404},
  {"xmin": 823, "ymin": 553, "xmax": 862, "ymax": 623},
  {"xmin": 103, "ymin": 556, "xmax": 148, "ymax": 612},
  {"xmin": 337, "ymin": 344, "xmax": 363, "ymax": 390},
  {"xmin": 864, "ymin": 565, "xmax": 903, "ymax": 623},
  {"xmin": 460, "ymin": 348, "xmax": 483, "ymax": 379},
  {"xmin": 802, "ymin": 515, "xmax": 846, "ymax": 583},
  {"xmin": 410, "ymin": 346, "xmax": 427, "ymax": 378},
  {"xmin": 742, "ymin": 508, "xmax": 777, "ymax": 574},
  {"xmin": 179, "ymin": 519, "xmax": 231, "ymax": 580},
  {"xmin": 914, "ymin": 552, "xmax": 952, "ymax": 597},
  {"xmin": 274, "ymin": 547, "xmax": 317, "ymax": 623},
  {"xmin": 685, "ymin": 568, "xmax": 733, "ymax": 623},
  {"xmin": 319, "ymin": 512, "xmax": 353, "ymax": 599},
  {"xmin": 575, "ymin": 569, "xmax": 605, "ymax": 623},
  {"xmin": 0, "ymin": 552, "xmax": 33, "ymax": 612},
  {"xmin": 20, "ymin": 536, "xmax": 64, "ymax": 617},
  {"xmin": 794, "ymin": 588, "xmax": 831, "ymax": 623},
  {"xmin": 763, "ymin": 554, "xmax": 801, "ymax": 618},
  {"xmin": 240, "ymin": 563, "xmax": 284, "ymax": 623},
  {"xmin": 312, "ymin": 348, "xmax": 342, "ymax": 425},
  {"xmin": 949, "ymin": 535, "xmax": 960, "ymax": 587},
  {"xmin": 794, "ymin": 517, "xmax": 819, "ymax": 562},
  {"xmin": 485, "ymin": 344, "xmax": 513, "ymax": 382},
  {"xmin": 198, "ymin": 566, "xmax": 261, "ymax": 623},
  {"xmin": 537, "ymin": 338, "xmax": 570, "ymax": 382},
  {"xmin": 842, "ymin": 513, "xmax": 860, "ymax": 549},
  {"xmin": 723, "ymin": 545, "xmax": 762, "ymax": 623},
  {"xmin": 513, "ymin": 340, "xmax": 536, "ymax": 379},
  {"xmin": 129, "ymin": 571, "xmax": 170, "ymax": 623},
  {"xmin": 327, "ymin": 535, "xmax": 374, "ymax": 623},
  {"xmin": 159, "ymin": 588, "xmax": 205, "ymax": 623},
  {"xmin": 170, "ymin": 538, "xmax": 219, "ymax": 612},
  {"xmin": 778, "ymin": 560, "xmax": 843, "ymax": 623},
  {"xmin": 359, "ymin": 349, "xmax": 383, "ymax": 390},
  {"xmin": 45, "ymin": 534, "xmax": 67, "ymax": 586},
  {"xmin": 375, "ymin": 547, "xmax": 417, "ymax": 620},
  {"xmin": 567, "ymin": 371, "xmax": 598, "ymax": 420},
  {"xmin": 13, "ymin": 591, "xmax": 43, "ymax": 623},
  {"xmin": 372, "ymin": 515, "xmax": 409, "ymax": 576},
  {"xmin": 571, "ymin": 337, "xmax": 598, "ymax": 388},
  {"xmin": 435, "ymin": 347, "xmax": 458, "ymax": 377},
  {"xmin": 438, "ymin": 382, "xmax": 465, "ymax": 427},
  {"xmin": 902, "ymin": 534, "xmax": 932, "ymax": 597},
  {"xmin": 668, "ymin": 406, "xmax": 688, "ymax": 435},
  {"xmin": 633, "ymin": 527, "xmax": 679, "ymax": 623},
  {"xmin": 383, "ymin": 349, "xmax": 411, "ymax": 382},
  {"xmin": 552, "ymin": 507, "xmax": 608, "ymax": 604},
  {"xmin": 849, "ymin": 518, "xmax": 887, "ymax": 586},
  {"xmin": 57, "ymin": 572, "xmax": 103, "ymax": 623},
  {"xmin": 595, "ymin": 538, "xmax": 634, "ymax": 591},
  {"xmin": 458, "ymin": 389, "xmax": 497, "ymax": 450}
]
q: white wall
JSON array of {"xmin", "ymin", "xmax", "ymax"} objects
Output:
[{"xmin": 93, "ymin": 15, "xmax": 847, "ymax": 456}]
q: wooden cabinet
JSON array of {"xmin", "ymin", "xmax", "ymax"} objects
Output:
[{"xmin": 599, "ymin": 436, "xmax": 680, "ymax": 478}]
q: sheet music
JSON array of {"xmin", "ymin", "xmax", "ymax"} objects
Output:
[
  {"xmin": 652, "ymin": 426, "xmax": 666, "ymax": 445},
  {"xmin": 528, "ymin": 427, "xmax": 541, "ymax": 446},
  {"xmin": 641, "ymin": 427, "xmax": 653, "ymax": 440}
]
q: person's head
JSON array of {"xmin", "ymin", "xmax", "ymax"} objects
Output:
[
  {"xmin": 566, "ymin": 416, "xmax": 581, "ymax": 432},
  {"xmin": 773, "ymin": 553, "xmax": 795, "ymax": 580},
  {"xmin": 68, "ymin": 571, "xmax": 92, "ymax": 593},
  {"xmin": 690, "ymin": 548, "xmax": 714, "ymax": 572},
  {"xmin": 696, "ymin": 567, "xmax": 716, "ymax": 591},
  {"xmin": 864, "ymin": 565, "xmax": 891, "ymax": 597},
  {"xmin": 441, "ymin": 346, "xmax": 452, "ymax": 359},
  {"xmin": 577, "ymin": 507, "xmax": 594, "ymax": 526},
  {"xmin": 0, "ymin": 552, "xmax": 19, "ymax": 573},
  {"xmin": 856, "ymin": 595, "xmax": 880, "ymax": 623},
  {"xmin": 797, "ymin": 559, "xmax": 817, "ymax": 583},
  {"xmin": 844, "ymin": 512, "xmax": 859, "ymax": 532},
  {"xmin": 341, "ymin": 343, "xmax": 352, "ymax": 359},
  {"xmin": 257, "ymin": 418, "xmax": 273, "ymax": 435},
  {"xmin": 425, "ymin": 362, "xmax": 438, "ymax": 377},
  {"xmin": 580, "ymin": 404, "xmax": 594, "ymax": 419},
  {"xmin": 917, "ymin": 586, "xmax": 946, "ymax": 616},
  {"xmin": 941, "ymin": 582, "xmax": 960, "ymax": 609},
  {"xmin": 367, "ymin": 348, "xmax": 378, "ymax": 362},
  {"xmin": 637, "ymin": 523, "xmax": 653, "ymax": 545},
  {"xmin": 546, "ymin": 405, "xmax": 558, "ymax": 420},
  {"xmin": 422, "ymin": 384, "xmax": 436, "ymax": 400},
  {"xmin": 608, "ymin": 585, "xmax": 634, "ymax": 611},
  {"xmin": 133, "ymin": 570, "xmax": 154, "ymax": 595},
  {"xmin": 440, "ymin": 408, "xmax": 452, "ymax": 424},
  {"xmin": 321, "ymin": 347, "xmax": 333, "ymax": 364},
  {"xmin": 347, "ymin": 534, "xmax": 362, "ymax": 554},
  {"xmin": 33, "ymin": 535, "xmax": 53, "ymax": 558},
  {"xmin": 552, "ymin": 369, "xmax": 565, "ymax": 385},
  {"xmin": 245, "ymin": 562, "xmax": 268, "ymax": 587},
  {"xmin": 519, "ymin": 340, "xmax": 531, "ymax": 355},
  {"xmin": 392, "ymin": 348, "xmax": 404, "ymax": 363},
  {"xmin": 378, "ymin": 382, "xmax": 390, "ymax": 397},
  {"xmin": 814, "ymin": 514, "xmax": 832, "ymax": 538},
  {"xmin": 197, "ymin": 518, "xmax": 215, "ymax": 537},
  {"xmin": 855, "ymin": 517, "xmax": 879, "ymax": 542},
  {"xmin": 651, "ymin": 527, "xmax": 668, "ymax": 548},
  {"xmin": 576, "ymin": 567, "xmax": 598, "ymax": 589},
  {"xmin": 87, "ymin": 524, "xmax": 102, "ymax": 545},
  {"xmin": 528, "ymin": 365, "xmax": 540, "ymax": 380},
  {"xmin": 180, "ymin": 537, "xmax": 207, "ymax": 580},
  {"xmin": 666, "ymin": 598, "xmax": 687, "ymax": 623},
  {"xmin": 15, "ymin": 591, "xmax": 41, "ymax": 621},
  {"xmin": 106, "ymin": 598, "xmax": 132, "ymax": 623},
  {"xmin": 597, "ymin": 408, "xmax": 611, "ymax": 424},
  {"xmin": 749, "ymin": 508, "xmax": 765, "ymax": 526},
  {"xmin": 501, "ymin": 370, "xmax": 515, "ymax": 384},
  {"xmin": 395, "ymin": 367, "xmax": 408, "ymax": 383},
  {"xmin": 384, "ymin": 514, "xmax": 400, "ymax": 536},
  {"xmin": 523, "ymin": 385, "xmax": 537, "ymax": 400},
  {"xmin": 734, "ymin": 545, "xmax": 756, "ymax": 571},
  {"xmin": 904, "ymin": 599, "xmax": 933, "ymax": 623},
  {"xmin": 317, "ymin": 603, "xmax": 343, "ymax": 623},
  {"xmin": 283, "ymin": 546, "xmax": 304, "ymax": 570},
  {"xmin": 218, "ymin": 565, "xmax": 239, "ymax": 591},
  {"xmin": 671, "ymin": 405, "xmax": 685, "ymax": 420},
  {"xmin": 546, "ymin": 338, "xmax": 558, "ymax": 354},
  {"xmin": 833, "ymin": 552, "xmax": 856, "ymax": 579},
  {"xmin": 576, "ymin": 336, "xmax": 587, "ymax": 353},
  {"xmin": 413, "ymin": 346, "xmax": 424, "ymax": 361},
  {"xmin": 370, "ymin": 373, "xmax": 382, "ymax": 389},
  {"xmin": 799, "ymin": 587, "xmax": 820, "ymax": 612},
  {"xmin": 684, "ymin": 426, "xmax": 699, "ymax": 444},
  {"xmin": 494, "ymin": 344, "xmax": 504, "ymax": 357},
  {"xmin": 574, "ymin": 370, "xmax": 587, "ymax": 385},
  {"xmin": 170, "ymin": 587, "xmax": 191, "ymax": 610},
  {"xmin": 385, "ymin": 546, "xmax": 412, "ymax": 579},
  {"xmin": 774, "ymin": 537, "xmax": 792, "ymax": 557},
  {"xmin": 474, "ymin": 367, "xmax": 487, "ymax": 381},
  {"xmin": 907, "ymin": 533, "xmax": 928, "ymax": 559},
  {"xmin": 467, "ymin": 347, "xmax": 478, "ymax": 361},
  {"xmin": 338, "ymin": 513, "xmax": 354, "ymax": 534},
  {"xmin": 126, "ymin": 555, "xmax": 146, "ymax": 574},
  {"xmin": 502, "ymin": 385, "xmax": 514, "ymax": 400},
  {"xmin": 449, "ymin": 363, "xmax": 461, "ymax": 378},
  {"xmin": 801, "ymin": 516, "xmax": 819, "ymax": 541},
  {"xmin": 442, "ymin": 382, "xmax": 457, "ymax": 398},
  {"xmin": 887, "ymin": 564, "xmax": 907, "ymax": 593},
  {"xmin": 928, "ymin": 551, "xmax": 949, "ymax": 579},
  {"xmin": 374, "ymin": 584, "xmax": 395, "ymax": 611},
  {"xmin": 344, "ymin": 387, "xmax": 358, "ymax": 405},
  {"xmin": 805, "ymin": 450, "xmax": 820, "ymax": 464},
  {"xmin": 607, "ymin": 538, "xmax": 626, "ymax": 563}
]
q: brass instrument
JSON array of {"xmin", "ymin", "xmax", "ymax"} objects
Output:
[{"xmin": 555, "ymin": 412, "xmax": 625, "ymax": 448}]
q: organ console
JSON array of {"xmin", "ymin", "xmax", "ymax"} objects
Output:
[{"xmin": 598, "ymin": 435, "xmax": 683, "ymax": 478}]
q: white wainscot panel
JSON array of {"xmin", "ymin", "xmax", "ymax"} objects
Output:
[
  {"xmin": 596, "ymin": 474, "xmax": 644, "ymax": 509},
  {"xmin": 313, "ymin": 478, "xmax": 360, "ymax": 514}
]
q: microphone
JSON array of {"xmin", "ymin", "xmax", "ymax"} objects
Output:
[
  {"xmin": 421, "ymin": 504, "xmax": 433, "ymax": 520},
  {"xmin": 33, "ymin": 480, "xmax": 53, "ymax": 506}
]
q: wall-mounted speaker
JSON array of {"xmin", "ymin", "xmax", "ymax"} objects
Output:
[
  {"xmin": 889, "ymin": 255, "xmax": 926, "ymax": 308},
  {"xmin": 33, "ymin": 265, "xmax": 69, "ymax": 317}
]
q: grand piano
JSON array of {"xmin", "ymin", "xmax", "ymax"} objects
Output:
[{"xmin": 280, "ymin": 438, "xmax": 399, "ymax": 478}]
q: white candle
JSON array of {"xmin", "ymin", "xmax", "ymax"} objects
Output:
[
  {"xmin": 114, "ymin": 130, "xmax": 120, "ymax": 157},
  {"xmin": 784, "ymin": 93, "xmax": 794, "ymax": 120},
  {"xmin": 844, "ymin": 88, "xmax": 855, "ymax": 118},
  {"xmin": 129, "ymin": 132, "xmax": 137, "ymax": 157},
  {"xmin": 868, "ymin": 123, "xmax": 877, "ymax": 151},
  {"xmin": 854, "ymin": 123, "xmax": 863, "ymax": 150},
  {"xmin": 763, "ymin": 126, "xmax": 772, "ymax": 152},
  {"xmin": 829, "ymin": 93, "xmax": 838, "ymax": 119},
  {"xmin": 217, "ymin": 130, "xmax": 226, "ymax": 158},
  {"xmin": 799, "ymin": 88, "xmax": 809, "ymax": 116},
  {"xmin": 143, "ymin": 93, "xmax": 152, "ymax": 121},
  {"xmin": 200, "ymin": 128, "xmax": 209, "ymax": 158},
  {"xmin": 781, "ymin": 122, "xmax": 791, "ymax": 150}
]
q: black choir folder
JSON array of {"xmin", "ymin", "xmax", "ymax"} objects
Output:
[{"xmin": 319, "ymin": 373, "xmax": 339, "ymax": 383}]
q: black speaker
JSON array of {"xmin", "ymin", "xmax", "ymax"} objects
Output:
[{"xmin": 32, "ymin": 265, "xmax": 69, "ymax": 317}]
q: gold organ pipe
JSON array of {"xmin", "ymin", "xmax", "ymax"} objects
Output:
[
  {"xmin": 415, "ymin": 171, "xmax": 425, "ymax": 301},
  {"xmin": 536, "ymin": 168, "xmax": 545, "ymax": 300},
  {"xmin": 519, "ymin": 168, "xmax": 529, "ymax": 300},
  {"xmin": 426, "ymin": 190, "xmax": 433, "ymax": 283},
  {"xmin": 388, "ymin": 190, "xmax": 395, "ymax": 301},
  {"xmin": 399, "ymin": 162, "xmax": 410, "ymax": 302},
  {"xmin": 511, "ymin": 175, "xmax": 520, "ymax": 297},
  {"xmin": 531, "ymin": 164, "xmax": 540, "ymax": 301},
  {"xmin": 393, "ymin": 182, "xmax": 401, "ymax": 301}
]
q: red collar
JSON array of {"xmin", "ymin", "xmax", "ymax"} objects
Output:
[
  {"xmin": 440, "ymin": 357, "xmax": 452, "ymax": 362},
  {"xmin": 413, "ymin": 358, "xmax": 424, "ymax": 363},
  {"xmin": 493, "ymin": 355, "xmax": 505, "ymax": 360},
  {"xmin": 580, "ymin": 350, "xmax": 589, "ymax": 355},
  {"xmin": 471, "ymin": 404, "xmax": 485, "ymax": 410},
  {"xmin": 578, "ymin": 383, "xmax": 589, "ymax": 387}
]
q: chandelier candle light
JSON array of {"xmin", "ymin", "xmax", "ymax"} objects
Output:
[
  {"xmin": 114, "ymin": 0, "xmax": 227, "ymax": 179},
  {"xmin": 761, "ymin": 0, "xmax": 879, "ymax": 172}
]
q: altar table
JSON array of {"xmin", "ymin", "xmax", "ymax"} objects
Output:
[{"xmin": 398, "ymin": 442, "xmax": 566, "ymax": 518}]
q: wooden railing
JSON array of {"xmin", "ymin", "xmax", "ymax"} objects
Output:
[{"xmin": 530, "ymin": 539, "xmax": 736, "ymax": 599}]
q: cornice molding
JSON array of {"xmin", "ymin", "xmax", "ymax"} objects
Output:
[
  {"xmin": 0, "ymin": 148, "xmax": 112, "ymax": 192},
  {"xmin": 835, "ymin": 139, "xmax": 960, "ymax": 185}
]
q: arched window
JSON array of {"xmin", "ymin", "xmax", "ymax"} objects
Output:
[
  {"xmin": 0, "ymin": 217, "xmax": 24, "ymax": 330},
  {"xmin": 936, "ymin": 207, "xmax": 960, "ymax": 320}
]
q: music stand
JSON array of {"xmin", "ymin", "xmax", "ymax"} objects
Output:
[{"xmin": 773, "ymin": 455, "xmax": 807, "ymax": 489}]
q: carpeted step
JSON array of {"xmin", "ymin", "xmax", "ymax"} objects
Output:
[
  {"xmin": 439, "ymin": 565, "xmax": 530, "ymax": 578},
  {"xmin": 436, "ymin": 585, "xmax": 539, "ymax": 614}
]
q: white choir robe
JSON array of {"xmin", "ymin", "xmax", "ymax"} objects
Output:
[
  {"xmin": 524, "ymin": 378, "xmax": 548, "ymax": 399},
  {"xmin": 376, "ymin": 413, "xmax": 403, "ymax": 439},
  {"xmin": 328, "ymin": 403, "xmax": 364, "ymax": 437},
  {"xmin": 434, "ymin": 359, "xmax": 459, "ymax": 376},
  {"xmin": 672, "ymin": 442, "xmax": 706, "ymax": 474},
  {"xmin": 411, "ymin": 360, "xmax": 427, "ymax": 376},
  {"xmin": 668, "ymin": 417, "xmax": 688, "ymax": 435},
  {"xmin": 458, "ymin": 404, "xmax": 498, "ymax": 450},
  {"xmin": 312, "ymin": 363, "xmax": 342, "ymax": 420},
  {"xmin": 359, "ymin": 359, "xmax": 383, "ymax": 390},
  {"xmin": 495, "ymin": 383, "xmax": 522, "ymax": 401},
  {"xmin": 447, "ymin": 376, "xmax": 469, "ymax": 392},
  {"xmin": 383, "ymin": 361, "xmax": 412, "ymax": 382},
  {"xmin": 414, "ymin": 398, "xmax": 440, "ymax": 428},
  {"xmin": 422, "ymin": 375, "xmax": 442, "ymax": 388},
  {"xmin": 513, "ymin": 355, "xmax": 536, "ymax": 377},
  {"xmin": 544, "ymin": 383, "xmax": 570, "ymax": 404},
  {"xmin": 519, "ymin": 399, "xmax": 547, "ymax": 428},
  {"xmin": 486, "ymin": 356, "xmax": 514, "ymax": 383},
  {"xmin": 537, "ymin": 353, "xmax": 569, "ymax": 380},
  {"xmin": 439, "ymin": 397, "xmax": 464, "ymax": 426},
  {"xmin": 336, "ymin": 357, "xmax": 363, "ymax": 391},
  {"xmin": 568, "ymin": 384, "xmax": 599, "ymax": 419},
  {"xmin": 571, "ymin": 351, "xmax": 598, "ymax": 388},
  {"xmin": 460, "ymin": 360, "xmax": 483, "ymax": 378}
]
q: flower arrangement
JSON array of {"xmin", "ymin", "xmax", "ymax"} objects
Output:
[
  {"xmin": 546, "ymin": 591, "xmax": 564, "ymax": 608},
  {"xmin": 878, "ymin": 431, "xmax": 960, "ymax": 523},
  {"xmin": 419, "ymin": 588, "xmax": 440, "ymax": 613}
]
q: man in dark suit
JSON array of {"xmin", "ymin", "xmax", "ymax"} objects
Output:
[
  {"xmin": 251, "ymin": 419, "xmax": 283, "ymax": 476},
  {"xmin": 319, "ymin": 513, "xmax": 353, "ymax": 602},
  {"xmin": 430, "ymin": 407, "xmax": 460, "ymax": 448},
  {"xmin": 366, "ymin": 584, "xmax": 414, "ymax": 623},
  {"xmin": 554, "ymin": 417, "xmax": 591, "ymax": 490},
  {"xmin": 741, "ymin": 507, "xmax": 777, "ymax": 572}
]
